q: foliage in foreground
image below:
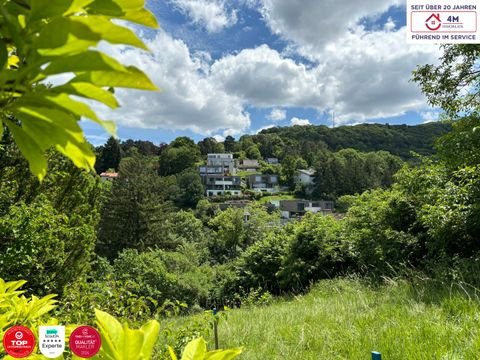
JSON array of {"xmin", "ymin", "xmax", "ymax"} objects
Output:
[
  {"xmin": 0, "ymin": 278, "xmax": 242, "ymax": 359},
  {"xmin": 0, "ymin": 0, "xmax": 158, "ymax": 179}
]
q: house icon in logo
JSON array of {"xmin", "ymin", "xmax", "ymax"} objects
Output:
[{"xmin": 425, "ymin": 13, "xmax": 441, "ymax": 30}]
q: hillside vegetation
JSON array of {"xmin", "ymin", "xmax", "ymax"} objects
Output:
[
  {"xmin": 257, "ymin": 122, "xmax": 452, "ymax": 159},
  {"xmin": 213, "ymin": 278, "xmax": 480, "ymax": 359}
]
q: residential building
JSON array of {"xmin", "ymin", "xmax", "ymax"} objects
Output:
[
  {"xmin": 199, "ymin": 165, "xmax": 227, "ymax": 176},
  {"xmin": 99, "ymin": 172, "xmax": 118, "ymax": 182},
  {"xmin": 266, "ymin": 157, "xmax": 279, "ymax": 165},
  {"xmin": 206, "ymin": 153, "xmax": 236, "ymax": 174},
  {"xmin": 202, "ymin": 175, "xmax": 242, "ymax": 197},
  {"xmin": 279, "ymin": 199, "xmax": 334, "ymax": 219},
  {"xmin": 247, "ymin": 174, "xmax": 279, "ymax": 193},
  {"xmin": 295, "ymin": 169, "xmax": 316, "ymax": 186},
  {"xmin": 236, "ymin": 159, "xmax": 260, "ymax": 172}
]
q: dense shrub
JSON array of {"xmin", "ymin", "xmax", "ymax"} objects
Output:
[{"xmin": 278, "ymin": 214, "xmax": 354, "ymax": 291}]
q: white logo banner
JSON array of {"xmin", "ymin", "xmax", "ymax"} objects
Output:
[{"xmin": 39, "ymin": 326, "xmax": 65, "ymax": 358}]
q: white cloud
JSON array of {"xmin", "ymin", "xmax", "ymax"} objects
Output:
[
  {"xmin": 212, "ymin": 134, "xmax": 226, "ymax": 142},
  {"xmin": 96, "ymin": 31, "xmax": 250, "ymax": 136},
  {"xmin": 240, "ymin": 0, "xmax": 440, "ymax": 124},
  {"xmin": 211, "ymin": 45, "xmax": 323, "ymax": 108},
  {"xmin": 384, "ymin": 16, "xmax": 396, "ymax": 31},
  {"xmin": 258, "ymin": 0, "xmax": 402, "ymax": 51},
  {"xmin": 290, "ymin": 117, "xmax": 311, "ymax": 126},
  {"xmin": 170, "ymin": 0, "xmax": 237, "ymax": 32},
  {"xmin": 256, "ymin": 124, "xmax": 276, "ymax": 133},
  {"xmin": 317, "ymin": 26, "xmax": 439, "ymax": 123},
  {"xmin": 420, "ymin": 111, "xmax": 440, "ymax": 123},
  {"xmin": 267, "ymin": 108, "xmax": 286, "ymax": 121}
]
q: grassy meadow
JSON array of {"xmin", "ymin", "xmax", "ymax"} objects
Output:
[{"xmin": 171, "ymin": 277, "xmax": 480, "ymax": 359}]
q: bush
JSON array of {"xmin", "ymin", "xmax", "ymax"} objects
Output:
[
  {"xmin": 278, "ymin": 213, "xmax": 354, "ymax": 291},
  {"xmin": 234, "ymin": 232, "xmax": 287, "ymax": 295}
]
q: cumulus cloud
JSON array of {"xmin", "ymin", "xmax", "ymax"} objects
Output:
[
  {"xmin": 241, "ymin": 0, "xmax": 441, "ymax": 124},
  {"xmin": 421, "ymin": 111, "xmax": 440, "ymax": 123},
  {"xmin": 258, "ymin": 0, "xmax": 402, "ymax": 51},
  {"xmin": 291, "ymin": 117, "xmax": 311, "ymax": 126},
  {"xmin": 267, "ymin": 108, "xmax": 286, "ymax": 121},
  {"xmin": 170, "ymin": 0, "xmax": 237, "ymax": 32},
  {"xmin": 256, "ymin": 124, "xmax": 276, "ymax": 133},
  {"xmin": 211, "ymin": 45, "xmax": 323, "ymax": 108},
  {"xmin": 317, "ymin": 26, "xmax": 439, "ymax": 123},
  {"xmin": 96, "ymin": 31, "xmax": 250, "ymax": 136},
  {"xmin": 384, "ymin": 16, "xmax": 396, "ymax": 31}
]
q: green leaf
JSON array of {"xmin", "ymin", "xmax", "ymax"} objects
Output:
[
  {"xmin": 120, "ymin": 8, "xmax": 159, "ymax": 28},
  {"xmin": 0, "ymin": 4, "xmax": 25, "ymax": 57},
  {"xmin": 139, "ymin": 320, "xmax": 160, "ymax": 359},
  {"xmin": 75, "ymin": 16, "xmax": 149, "ymax": 50},
  {"xmin": 86, "ymin": 0, "xmax": 158, "ymax": 28},
  {"xmin": 71, "ymin": 66, "xmax": 158, "ymax": 90},
  {"xmin": 168, "ymin": 346, "xmax": 178, "ymax": 360},
  {"xmin": 114, "ymin": 0, "xmax": 145, "ymax": 10},
  {"xmin": 44, "ymin": 51, "xmax": 128, "ymax": 75},
  {"xmin": 29, "ymin": 0, "xmax": 95, "ymax": 21},
  {"xmin": 95, "ymin": 309, "xmax": 123, "ymax": 359},
  {"xmin": 0, "ymin": 119, "xmax": 3, "ymax": 139},
  {"xmin": 181, "ymin": 338, "xmax": 207, "ymax": 360},
  {"xmin": 4, "ymin": 121, "xmax": 47, "ymax": 180},
  {"xmin": 13, "ymin": 93, "xmax": 116, "ymax": 134},
  {"xmin": 204, "ymin": 348, "xmax": 243, "ymax": 360},
  {"xmin": 34, "ymin": 18, "xmax": 101, "ymax": 56},
  {"xmin": 122, "ymin": 326, "xmax": 143, "ymax": 358},
  {"xmin": 12, "ymin": 107, "xmax": 96, "ymax": 171},
  {"xmin": 51, "ymin": 82, "xmax": 119, "ymax": 109}
]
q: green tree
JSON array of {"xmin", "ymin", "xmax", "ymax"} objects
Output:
[
  {"xmin": 0, "ymin": 139, "xmax": 105, "ymax": 294},
  {"xmin": 198, "ymin": 137, "xmax": 225, "ymax": 156},
  {"xmin": 159, "ymin": 146, "xmax": 200, "ymax": 176},
  {"xmin": 95, "ymin": 136, "xmax": 121, "ymax": 173},
  {"xmin": 413, "ymin": 45, "xmax": 480, "ymax": 117},
  {"xmin": 0, "ymin": 0, "xmax": 158, "ymax": 179},
  {"xmin": 96, "ymin": 155, "xmax": 174, "ymax": 258},
  {"xmin": 245, "ymin": 145, "xmax": 261, "ymax": 160},
  {"xmin": 175, "ymin": 169, "xmax": 204, "ymax": 208},
  {"xmin": 223, "ymin": 135, "xmax": 236, "ymax": 152}
]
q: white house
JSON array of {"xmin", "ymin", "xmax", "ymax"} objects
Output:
[{"xmin": 295, "ymin": 169, "xmax": 316, "ymax": 186}]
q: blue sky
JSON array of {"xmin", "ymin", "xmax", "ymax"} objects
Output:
[{"xmin": 85, "ymin": 0, "xmax": 442, "ymax": 146}]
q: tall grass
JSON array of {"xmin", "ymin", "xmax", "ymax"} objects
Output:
[{"xmin": 211, "ymin": 277, "xmax": 480, "ymax": 359}]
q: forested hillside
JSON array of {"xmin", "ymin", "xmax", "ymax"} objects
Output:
[{"xmin": 255, "ymin": 122, "xmax": 452, "ymax": 159}]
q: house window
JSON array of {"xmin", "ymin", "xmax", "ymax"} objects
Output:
[
  {"xmin": 312, "ymin": 202, "xmax": 319, "ymax": 207},
  {"xmin": 297, "ymin": 203, "xmax": 305, "ymax": 211},
  {"xmin": 270, "ymin": 176, "xmax": 277, "ymax": 182},
  {"xmin": 255, "ymin": 175, "xmax": 261, "ymax": 182}
]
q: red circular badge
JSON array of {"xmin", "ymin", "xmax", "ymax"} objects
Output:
[
  {"xmin": 2, "ymin": 325, "xmax": 36, "ymax": 358},
  {"xmin": 69, "ymin": 326, "xmax": 101, "ymax": 358}
]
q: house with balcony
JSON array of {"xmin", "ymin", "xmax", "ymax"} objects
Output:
[
  {"xmin": 206, "ymin": 153, "xmax": 236, "ymax": 174},
  {"xmin": 202, "ymin": 175, "xmax": 242, "ymax": 197},
  {"xmin": 247, "ymin": 174, "xmax": 279, "ymax": 193},
  {"xmin": 236, "ymin": 159, "xmax": 260, "ymax": 172}
]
